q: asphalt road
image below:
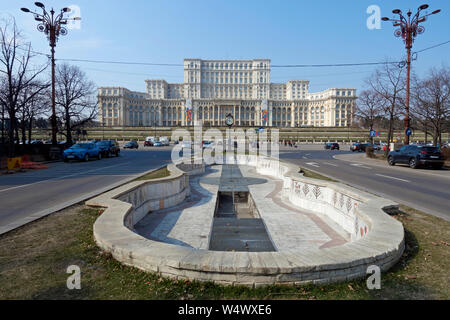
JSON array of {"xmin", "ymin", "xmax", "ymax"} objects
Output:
[
  {"xmin": 1, "ymin": 143, "xmax": 449, "ymax": 235},
  {"xmin": 0, "ymin": 146, "xmax": 173, "ymax": 234},
  {"xmin": 279, "ymin": 145, "xmax": 450, "ymax": 221}
]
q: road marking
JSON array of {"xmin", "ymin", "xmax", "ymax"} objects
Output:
[
  {"xmin": 350, "ymin": 163, "xmax": 372, "ymax": 169},
  {"xmin": 306, "ymin": 162, "xmax": 320, "ymax": 168},
  {"xmin": 323, "ymin": 162, "xmax": 338, "ymax": 167},
  {"xmin": 302, "ymin": 156, "xmax": 308, "ymax": 159},
  {"xmin": 0, "ymin": 162, "xmax": 128, "ymax": 193},
  {"xmin": 375, "ymin": 174, "xmax": 411, "ymax": 183}
]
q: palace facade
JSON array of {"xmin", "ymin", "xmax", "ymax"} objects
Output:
[{"xmin": 98, "ymin": 58, "xmax": 357, "ymax": 127}]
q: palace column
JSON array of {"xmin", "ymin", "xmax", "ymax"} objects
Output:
[
  {"xmin": 291, "ymin": 102, "xmax": 295, "ymax": 127},
  {"xmin": 269, "ymin": 101, "xmax": 273, "ymax": 127}
]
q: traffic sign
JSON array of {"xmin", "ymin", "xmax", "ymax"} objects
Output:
[
  {"xmin": 405, "ymin": 128, "xmax": 413, "ymax": 136},
  {"xmin": 370, "ymin": 130, "xmax": 376, "ymax": 137},
  {"xmin": 376, "ymin": 131, "xmax": 381, "ymax": 137},
  {"xmin": 7, "ymin": 157, "xmax": 22, "ymax": 171}
]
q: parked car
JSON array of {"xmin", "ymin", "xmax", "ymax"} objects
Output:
[
  {"xmin": 96, "ymin": 140, "xmax": 120, "ymax": 157},
  {"xmin": 153, "ymin": 141, "xmax": 163, "ymax": 147},
  {"xmin": 387, "ymin": 145, "xmax": 444, "ymax": 169},
  {"xmin": 351, "ymin": 143, "xmax": 371, "ymax": 152},
  {"xmin": 63, "ymin": 143, "xmax": 101, "ymax": 162},
  {"xmin": 159, "ymin": 137, "xmax": 170, "ymax": 146},
  {"xmin": 123, "ymin": 141, "xmax": 139, "ymax": 149},
  {"xmin": 203, "ymin": 141, "xmax": 214, "ymax": 149},
  {"xmin": 144, "ymin": 140, "xmax": 153, "ymax": 147},
  {"xmin": 324, "ymin": 142, "xmax": 340, "ymax": 150},
  {"xmin": 181, "ymin": 141, "xmax": 191, "ymax": 148},
  {"xmin": 372, "ymin": 143, "xmax": 381, "ymax": 151}
]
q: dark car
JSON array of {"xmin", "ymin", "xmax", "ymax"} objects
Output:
[
  {"xmin": 351, "ymin": 143, "xmax": 371, "ymax": 152},
  {"xmin": 324, "ymin": 142, "xmax": 340, "ymax": 150},
  {"xmin": 144, "ymin": 140, "xmax": 153, "ymax": 147},
  {"xmin": 96, "ymin": 140, "xmax": 120, "ymax": 157},
  {"xmin": 387, "ymin": 145, "xmax": 444, "ymax": 169},
  {"xmin": 123, "ymin": 141, "xmax": 139, "ymax": 149}
]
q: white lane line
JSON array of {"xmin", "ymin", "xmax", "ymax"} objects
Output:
[
  {"xmin": 350, "ymin": 163, "xmax": 372, "ymax": 169},
  {"xmin": 302, "ymin": 156, "xmax": 308, "ymax": 159},
  {"xmin": 323, "ymin": 162, "xmax": 338, "ymax": 167},
  {"xmin": 0, "ymin": 162, "xmax": 128, "ymax": 193},
  {"xmin": 306, "ymin": 162, "xmax": 320, "ymax": 168},
  {"xmin": 375, "ymin": 173, "xmax": 411, "ymax": 183}
]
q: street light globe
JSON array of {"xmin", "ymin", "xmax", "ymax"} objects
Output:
[
  {"xmin": 392, "ymin": 9, "xmax": 402, "ymax": 14},
  {"xmin": 419, "ymin": 4, "xmax": 429, "ymax": 10},
  {"xmin": 34, "ymin": 2, "xmax": 45, "ymax": 8},
  {"xmin": 21, "ymin": 8, "xmax": 30, "ymax": 12},
  {"xmin": 381, "ymin": 17, "xmax": 390, "ymax": 21},
  {"xmin": 432, "ymin": 9, "xmax": 441, "ymax": 14}
]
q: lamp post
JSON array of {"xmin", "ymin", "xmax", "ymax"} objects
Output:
[
  {"xmin": 21, "ymin": 2, "xmax": 81, "ymax": 146},
  {"xmin": 381, "ymin": 4, "xmax": 440, "ymax": 145}
]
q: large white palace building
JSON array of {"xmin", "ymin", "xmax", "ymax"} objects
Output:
[{"xmin": 98, "ymin": 58, "xmax": 357, "ymax": 128}]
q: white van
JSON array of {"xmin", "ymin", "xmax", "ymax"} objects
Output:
[{"xmin": 159, "ymin": 136, "xmax": 169, "ymax": 146}]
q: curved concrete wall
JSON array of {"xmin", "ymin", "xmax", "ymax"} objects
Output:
[{"xmin": 88, "ymin": 157, "xmax": 404, "ymax": 287}]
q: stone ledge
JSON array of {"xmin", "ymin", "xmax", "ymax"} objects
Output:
[{"xmin": 89, "ymin": 157, "xmax": 405, "ymax": 286}]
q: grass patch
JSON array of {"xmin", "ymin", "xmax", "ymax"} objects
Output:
[
  {"xmin": 134, "ymin": 167, "xmax": 170, "ymax": 181},
  {"xmin": 0, "ymin": 202, "xmax": 449, "ymax": 299},
  {"xmin": 299, "ymin": 168, "xmax": 338, "ymax": 182}
]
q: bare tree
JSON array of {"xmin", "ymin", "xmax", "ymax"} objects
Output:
[
  {"xmin": 55, "ymin": 63, "xmax": 97, "ymax": 145},
  {"xmin": 17, "ymin": 81, "xmax": 50, "ymax": 143},
  {"xmin": 0, "ymin": 18, "xmax": 48, "ymax": 156},
  {"xmin": 355, "ymin": 89, "xmax": 384, "ymax": 143},
  {"xmin": 411, "ymin": 67, "xmax": 450, "ymax": 146},
  {"xmin": 366, "ymin": 62, "xmax": 406, "ymax": 155}
]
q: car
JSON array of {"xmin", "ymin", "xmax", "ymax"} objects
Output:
[
  {"xmin": 351, "ymin": 143, "xmax": 370, "ymax": 152},
  {"xmin": 123, "ymin": 141, "xmax": 139, "ymax": 149},
  {"xmin": 96, "ymin": 140, "xmax": 120, "ymax": 157},
  {"xmin": 30, "ymin": 140, "xmax": 43, "ymax": 145},
  {"xmin": 203, "ymin": 141, "xmax": 214, "ymax": 149},
  {"xmin": 324, "ymin": 142, "xmax": 339, "ymax": 150},
  {"xmin": 159, "ymin": 137, "xmax": 170, "ymax": 146},
  {"xmin": 387, "ymin": 145, "xmax": 445, "ymax": 169},
  {"xmin": 63, "ymin": 143, "xmax": 102, "ymax": 162},
  {"xmin": 181, "ymin": 141, "xmax": 191, "ymax": 148},
  {"xmin": 372, "ymin": 143, "xmax": 381, "ymax": 151},
  {"xmin": 144, "ymin": 140, "xmax": 153, "ymax": 147},
  {"xmin": 153, "ymin": 141, "xmax": 163, "ymax": 147}
]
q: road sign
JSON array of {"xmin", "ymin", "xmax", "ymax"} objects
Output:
[
  {"xmin": 405, "ymin": 128, "xmax": 413, "ymax": 136},
  {"xmin": 370, "ymin": 130, "xmax": 376, "ymax": 137},
  {"xmin": 376, "ymin": 131, "xmax": 381, "ymax": 137},
  {"xmin": 7, "ymin": 157, "xmax": 22, "ymax": 171}
]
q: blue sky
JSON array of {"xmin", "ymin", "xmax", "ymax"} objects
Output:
[{"xmin": 2, "ymin": 0, "xmax": 449, "ymax": 94}]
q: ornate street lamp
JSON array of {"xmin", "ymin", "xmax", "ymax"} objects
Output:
[
  {"xmin": 381, "ymin": 4, "xmax": 440, "ymax": 145},
  {"xmin": 21, "ymin": 2, "xmax": 81, "ymax": 145}
]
